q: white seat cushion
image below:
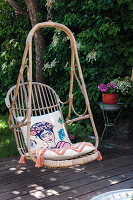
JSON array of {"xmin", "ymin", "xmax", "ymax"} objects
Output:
[
  {"xmin": 33, "ymin": 142, "xmax": 95, "ymax": 160},
  {"xmin": 17, "ymin": 111, "xmax": 71, "ymax": 150}
]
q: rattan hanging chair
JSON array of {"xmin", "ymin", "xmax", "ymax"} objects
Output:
[{"xmin": 5, "ymin": 22, "xmax": 102, "ymax": 168}]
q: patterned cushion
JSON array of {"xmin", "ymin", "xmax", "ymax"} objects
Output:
[
  {"xmin": 17, "ymin": 111, "xmax": 71, "ymax": 150},
  {"xmin": 33, "ymin": 142, "xmax": 95, "ymax": 160}
]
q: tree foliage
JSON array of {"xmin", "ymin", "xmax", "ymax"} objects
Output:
[
  {"xmin": 0, "ymin": 0, "xmax": 133, "ymax": 114},
  {"xmin": 43, "ymin": 0, "xmax": 133, "ymax": 112},
  {"xmin": 0, "ymin": 0, "xmax": 30, "ymax": 112}
]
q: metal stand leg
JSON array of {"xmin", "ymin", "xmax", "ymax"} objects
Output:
[{"xmin": 99, "ymin": 103, "xmax": 123, "ymax": 141}]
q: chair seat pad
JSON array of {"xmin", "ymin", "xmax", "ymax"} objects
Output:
[{"xmin": 33, "ymin": 142, "xmax": 95, "ymax": 161}]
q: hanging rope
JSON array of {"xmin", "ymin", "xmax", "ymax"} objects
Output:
[{"xmin": 46, "ymin": 0, "xmax": 55, "ymax": 21}]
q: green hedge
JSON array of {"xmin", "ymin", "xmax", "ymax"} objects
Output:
[{"xmin": 0, "ymin": 0, "xmax": 133, "ymax": 114}]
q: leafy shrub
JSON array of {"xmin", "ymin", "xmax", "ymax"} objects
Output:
[
  {"xmin": 67, "ymin": 122, "xmax": 94, "ymax": 143},
  {"xmin": 0, "ymin": 1, "xmax": 30, "ymax": 113},
  {"xmin": 0, "ymin": 0, "xmax": 133, "ymax": 116},
  {"xmin": 43, "ymin": 0, "xmax": 133, "ymax": 111},
  {"xmin": 0, "ymin": 115, "xmax": 18, "ymax": 159}
]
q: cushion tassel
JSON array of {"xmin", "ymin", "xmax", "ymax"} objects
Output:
[
  {"xmin": 19, "ymin": 155, "xmax": 26, "ymax": 164},
  {"xmin": 96, "ymin": 150, "xmax": 102, "ymax": 161},
  {"xmin": 87, "ymin": 143, "xmax": 102, "ymax": 161},
  {"xmin": 35, "ymin": 155, "xmax": 44, "ymax": 168}
]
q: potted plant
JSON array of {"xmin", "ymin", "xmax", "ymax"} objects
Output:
[
  {"xmin": 98, "ymin": 82, "xmax": 119, "ymax": 104},
  {"xmin": 112, "ymin": 76, "xmax": 132, "ymax": 95}
]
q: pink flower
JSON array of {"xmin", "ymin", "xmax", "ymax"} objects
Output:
[
  {"xmin": 98, "ymin": 81, "xmax": 118, "ymax": 94},
  {"xmin": 69, "ymin": 133, "xmax": 75, "ymax": 140},
  {"xmin": 98, "ymin": 83, "xmax": 104, "ymax": 89},
  {"xmin": 101, "ymin": 87, "xmax": 108, "ymax": 92},
  {"xmin": 106, "ymin": 83, "xmax": 111, "ymax": 87}
]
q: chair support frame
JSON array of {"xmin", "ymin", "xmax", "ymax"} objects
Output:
[{"xmin": 5, "ymin": 22, "xmax": 99, "ymax": 167}]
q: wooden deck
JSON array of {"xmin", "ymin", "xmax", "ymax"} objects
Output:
[{"xmin": 0, "ymin": 145, "xmax": 133, "ymax": 200}]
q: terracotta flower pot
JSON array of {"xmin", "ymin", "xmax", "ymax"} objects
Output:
[{"xmin": 102, "ymin": 94, "xmax": 118, "ymax": 104}]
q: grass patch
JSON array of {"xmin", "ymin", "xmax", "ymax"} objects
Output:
[{"xmin": 0, "ymin": 114, "xmax": 18, "ymax": 160}]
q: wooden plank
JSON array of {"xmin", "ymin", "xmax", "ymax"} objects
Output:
[
  {"xmin": 0, "ymin": 154, "xmax": 133, "ymax": 186},
  {"xmin": 44, "ymin": 171, "xmax": 133, "ymax": 200},
  {"xmin": 0, "ymin": 172, "xmax": 87, "ymax": 199},
  {"xmin": 0, "ymin": 152, "xmax": 132, "ymax": 172},
  {"xmin": 0, "ymin": 151, "xmax": 133, "ymax": 178},
  {"xmin": 1, "ymin": 154, "xmax": 133, "ymax": 184},
  {"xmin": 0, "ymin": 168, "xmax": 87, "ymax": 191},
  {"xmin": 0, "ymin": 152, "xmax": 133, "ymax": 200},
  {"xmin": 0, "ymin": 167, "xmax": 79, "ymax": 187},
  {"xmin": 0, "ymin": 159, "xmax": 39, "ymax": 174},
  {"xmin": 0, "ymin": 157, "xmax": 19, "ymax": 166},
  {"xmin": 0, "ymin": 156, "xmax": 133, "ymax": 192},
  {"xmin": 1, "ymin": 162, "xmax": 133, "ymax": 200},
  {"xmin": 77, "ymin": 179, "xmax": 133, "ymax": 200},
  {"xmin": 85, "ymin": 155, "xmax": 133, "ymax": 171}
]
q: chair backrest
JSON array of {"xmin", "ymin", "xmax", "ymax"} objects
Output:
[
  {"xmin": 5, "ymin": 82, "xmax": 71, "ymax": 153},
  {"xmin": 5, "ymin": 82, "xmax": 62, "ymax": 116}
]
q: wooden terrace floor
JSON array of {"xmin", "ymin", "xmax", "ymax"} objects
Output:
[{"xmin": 0, "ymin": 142, "xmax": 133, "ymax": 200}]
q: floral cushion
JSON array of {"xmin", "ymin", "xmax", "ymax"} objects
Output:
[{"xmin": 17, "ymin": 111, "xmax": 71, "ymax": 150}]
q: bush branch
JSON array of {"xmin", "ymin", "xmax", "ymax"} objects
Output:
[
  {"xmin": 7, "ymin": 0, "xmax": 29, "ymax": 17},
  {"xmin": 131, "ymin": 68, "xmax": 133, "ymax": 82}
]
